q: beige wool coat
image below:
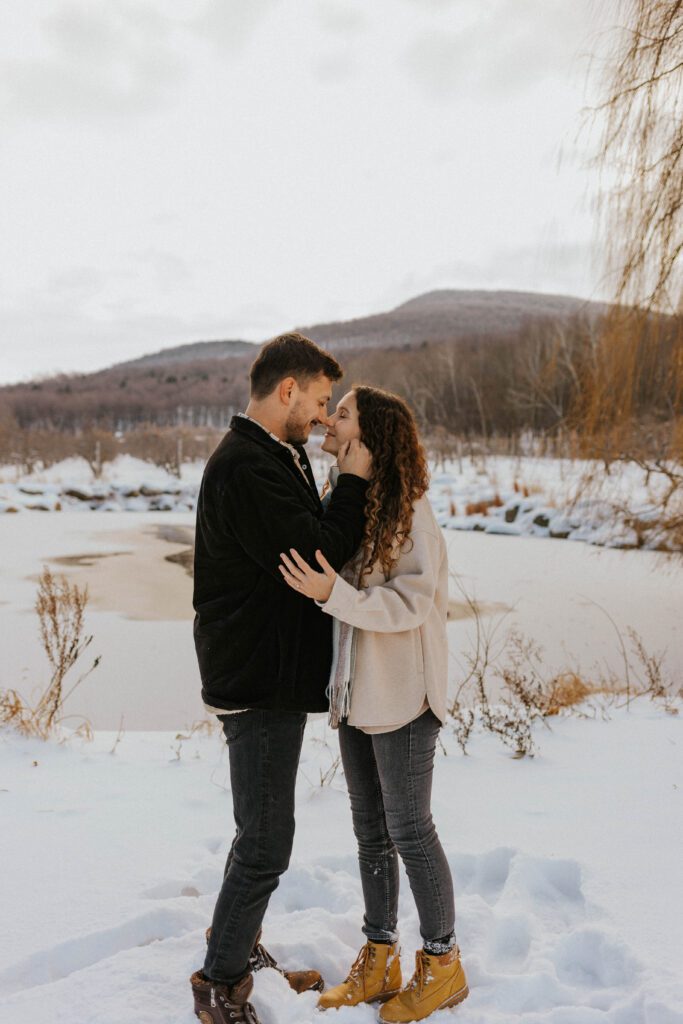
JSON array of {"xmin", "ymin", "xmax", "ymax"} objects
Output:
[{"xmin": 321, "ymin": 493, "xmax": 449, "ymax": 730}]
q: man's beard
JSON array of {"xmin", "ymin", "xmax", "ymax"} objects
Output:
[{"xmin": 284, "ymin": 406, "xmax": 313, "ymax": 445}]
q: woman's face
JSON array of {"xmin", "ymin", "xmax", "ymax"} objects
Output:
[{"xmin": 321, "ymin": 390, "xmax": 361, "ymax": 456}]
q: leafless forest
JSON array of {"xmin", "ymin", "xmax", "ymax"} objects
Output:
[{"xmin": 0, "ymin": 305, "xmax": 679, "ymax": 473}]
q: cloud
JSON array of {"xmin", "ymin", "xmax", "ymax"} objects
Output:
[
  {"xmin": 399, "ymin": 0, "xmax": 595, "ymax": 99},
  {"xmin": 0, "ymin": 2, "xmax": 186, "ymax": 120},
  {"xmin": 187, "ymin": 0, "xmax": 281, "ymax": 53},
  {"xmin": 399, "ymin": 30, "xmax": 470, "ymax": 98},
  {"xmin": 313, "ymin": 4, "xmax": 367, "ymax": 37},
  {"xmin": 312, "ymin": 52, "xmax": 357, "ymax": 84},
  {"xmin": 391, "ymin": 237, "xmax": 604, "ymax": 306}
]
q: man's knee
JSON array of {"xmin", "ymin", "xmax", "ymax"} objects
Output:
[{"xmin": 231, "ymin": 814, "xmax": 296, "ymax": 877}]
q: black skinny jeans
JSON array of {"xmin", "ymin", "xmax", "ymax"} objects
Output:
[
  {"xmin": 204, "ymin": 708, "xmax": 307, "ymax": 985},
  {"xmin": 338, "ymin": 708, "xmax": 455, "ymax": 947}
]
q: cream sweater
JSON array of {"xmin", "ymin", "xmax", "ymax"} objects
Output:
[{"xmin": 321, "ymin": 494, "xmax": 449, "ymax": 732}]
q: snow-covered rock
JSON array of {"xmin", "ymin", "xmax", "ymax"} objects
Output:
[{"xmin": 0, "ymin": 453, "xmax": 679, "ymax": 553}]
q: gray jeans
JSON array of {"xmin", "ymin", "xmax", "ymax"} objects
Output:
[
  {"xmin": 338, "ymin": 708, "xmax": 455, "ymax": 946},
  {"xmin": 204, "ymin": 708, "xmax": 307, "ymax": 985}
]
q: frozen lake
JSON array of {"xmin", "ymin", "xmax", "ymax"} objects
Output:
[{"xmin": 0, "ymin": 512, "xmax": 680, "ymax": 730}]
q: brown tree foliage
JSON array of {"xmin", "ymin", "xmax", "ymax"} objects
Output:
[
  {"xmin": 573, "ymin": 0, "xmax": 683, "ymax": 462},
  {"xmin": 595, "ymin": 0, "xmax": 683, "ymax": 312}
]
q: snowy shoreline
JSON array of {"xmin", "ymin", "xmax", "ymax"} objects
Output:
[{"xmin": 1, "ymin": 454, "xmax": 677, "ymax": 551}]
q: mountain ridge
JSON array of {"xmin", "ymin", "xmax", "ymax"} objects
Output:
[{"xmin": 90, "ymin": 287, "xmax": 609, "ymax": 374}]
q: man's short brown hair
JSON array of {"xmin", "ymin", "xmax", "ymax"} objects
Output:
[{"xmin": 249, "ymin": 332, "xmax": 343, "ymax": 400}]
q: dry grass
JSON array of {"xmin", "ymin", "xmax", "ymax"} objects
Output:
[
  {"xmin": 543, "ymin": 673, "xmax": 594, "ymax": 715},
  {"xmin": 171, "ymin": 717, "xmax": 221, "ymax": 759},
  {"xmin": 464, "ymin": 494, "xmax": 503, "ymax": 517},
  {"xmin": 0, "ymin": 567, "xmax": 100, "ymax": 739},
  {"xmin": 447, "ymin": 572, "xmax": 680, "ymax": 757}
]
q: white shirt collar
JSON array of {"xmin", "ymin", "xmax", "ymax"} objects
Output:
[{"xmin": 236, "ymin": 412, "xmax": 309, "ymax": 482}]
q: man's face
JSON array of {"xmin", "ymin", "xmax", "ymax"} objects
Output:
[{"xmin": 284, "ymin": 374, "xmax": 332, "ymax": 444}]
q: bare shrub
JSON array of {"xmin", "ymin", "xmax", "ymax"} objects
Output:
[
  {"xmin": 0, "ymin": 567, "xmax": 100, "ymax": 739},
  {"xmin": 448, "ymin": 572, "xmax": 680, "ymax": 755},
  {"xmin": 319, "ymin": 753, "xmax": 342, "ymax": 787},
  {"xmin": 73, "ymin": 429, "xmax": 120, "ymax": 478},
  {"xmin": 544, "ymin": 673, "xmax": 594, "ymax": 715},
  {"xmin": 171, "ymin": 717, "xmax": 221, "ymax": 759},
  {"xmin": 447, "ymin": 577, "xmax": 539, "ymax": 757},
  {"xmin": 297, "ymin": 733, "xmax": 344, "ymax": 788},
  {"xmin": 450, "ymin": 703, "xmax": 475, "ymax": 755}
]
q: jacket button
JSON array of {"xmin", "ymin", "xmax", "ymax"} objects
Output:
[{"xmin": 302, "ymin": 464, "xmax": 308, "ymax": 470}]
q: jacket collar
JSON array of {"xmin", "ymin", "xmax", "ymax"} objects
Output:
[
  {"xmin": 230, "ymin": 414, "xmax": 319, "ymax": 497},
  {"xmin": 230, "ymin": 413, "xmax": 301, "ymax": 457}
]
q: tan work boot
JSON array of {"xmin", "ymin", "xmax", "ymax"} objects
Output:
[
  {"xmin": 379, "ymin": 946, "xmax": 468, "ymax": 1022},
  {"xmin": 317, "ymin": 940, "xmax": 401, "ymax": 1010}
]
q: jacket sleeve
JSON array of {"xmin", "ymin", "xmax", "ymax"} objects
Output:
[
  {"xmin": 321, "ymin": 527, "xmax": 443, "ymax": 633},
  {"xmin": 221, "ymin": 461, "xmax": 367, "ymax": 580}
]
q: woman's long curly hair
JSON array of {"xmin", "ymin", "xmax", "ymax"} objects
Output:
[{"xmin": 354, "ymin": 385, "xmax": 430, "ymax": 578}]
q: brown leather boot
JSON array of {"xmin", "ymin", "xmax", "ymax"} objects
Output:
[
  {"xmin": 190, "ymin": 970, "xmax": 260, "ymax": 1024},
  {"xmin": 205, "ymin": 926, "xmax": 324, "ymax": 994}
]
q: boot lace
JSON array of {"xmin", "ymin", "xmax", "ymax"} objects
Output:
[
  {"xmin": 408, "ymin": 951, "xmax": 432, "ymax": 994},
  {"xmin": 346, "ymin": 943, "xmax": 375, "ymax": 984},
  {"xmin": 249, "ymin": 942, "xmax": 279, "ymax": 973},
  {"xmin": 241, "ymin": 1000, "xmax": 259, "ymax": 1024}
]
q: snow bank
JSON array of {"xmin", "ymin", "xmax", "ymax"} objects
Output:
[{"xmin": 1, "ymin": 454, "xmax": 676, "ymax": 552}]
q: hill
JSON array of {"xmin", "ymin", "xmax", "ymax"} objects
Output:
[
  {"xmin": 114, "ymin": 339, "xmax": 256, "ymax": 370},
  {"xmin": 297, "ymin": 289, "xmax": 609, "ymax": 351},
  {"xmin": 0, "ymin": 288, "xmax": 614, "ymax": 434}
]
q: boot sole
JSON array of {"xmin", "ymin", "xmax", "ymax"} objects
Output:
[
  {"xmin": 438, "ymin": 982, "xmax": 469, "ymax": 1010},
  {"xmin": 319, "ymin": 988, "xmax": 401, "ymax": 1011},
  {"xmin": 379, "ymin": 982, "xmax": 469, "ymax": 1021}
]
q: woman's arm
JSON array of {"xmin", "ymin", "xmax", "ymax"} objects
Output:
[{"xmin": 280, "ymin": 528, "xmax": 443, "ymax": 633}]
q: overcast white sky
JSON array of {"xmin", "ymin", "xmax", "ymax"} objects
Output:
[{"xmin": 0, "ymin": 0, "xmax": 615, "ymax": 384}]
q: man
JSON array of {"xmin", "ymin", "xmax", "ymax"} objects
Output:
[{"xmin": 190, "ymin": 332, "xmax": 372, "ymax": 1024}]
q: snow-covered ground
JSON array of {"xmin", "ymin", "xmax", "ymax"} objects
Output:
[
  {"xmin": 0, "ymin": 453, "xmax": 678, "ymax": 551},
  {"xmin": 1, "ymin": 451, "xmax": 681, "ymax": 1022},
  {"xmin": 0, "ymin": 703, "xmax": 681, "ymax": 1024}
]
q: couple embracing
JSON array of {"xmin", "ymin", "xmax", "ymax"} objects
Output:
[{"xmin": 190, "ymin": 333, "xmax": 468, "ymax": 1023}]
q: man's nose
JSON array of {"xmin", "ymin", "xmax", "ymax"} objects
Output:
[{"xmin": 318, "ymin": 411, "xmax": 331, "ymax": 426}]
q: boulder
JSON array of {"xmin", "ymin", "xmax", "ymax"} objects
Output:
[{"xmin": 63, "ymin": 487, "xmax": 94, "ymax": 501}]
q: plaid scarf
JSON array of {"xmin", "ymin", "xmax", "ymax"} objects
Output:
[{"xmin": 326, "ymin": 550, "xmax": 364, "ymax": 728}]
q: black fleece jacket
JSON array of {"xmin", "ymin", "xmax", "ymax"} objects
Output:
[{"xmin": 192, "ymin": 415, "xmax": 367, "ymax": 712}]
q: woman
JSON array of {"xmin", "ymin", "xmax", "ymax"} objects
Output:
[{"xmin": 278, "ymin": 386, "xmax": 468, "ymax": 1023}]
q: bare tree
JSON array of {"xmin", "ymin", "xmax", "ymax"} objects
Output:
[
  {"xmin": 592, "ymin": 0, "xmax": 682, "ymax": 312},
  {"xmin": 572, "ymin": 0, "xmax": 683, "ymax": 523}
]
